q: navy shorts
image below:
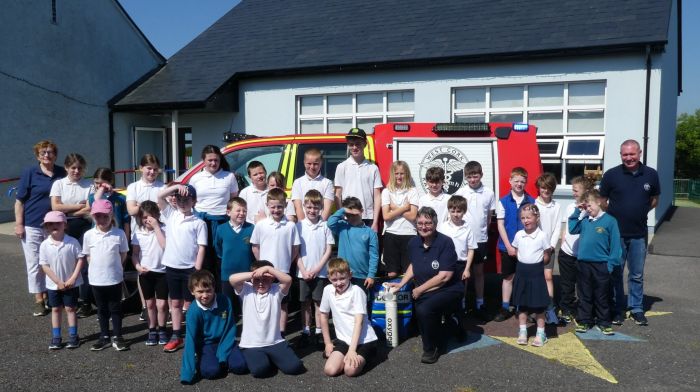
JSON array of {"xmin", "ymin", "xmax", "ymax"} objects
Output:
[
  {"xmin": 139, "ymin": 271, "xmax": 168, "ymax": 300},
  {"xmin": 332, "ymin": 339, "xmax": 378, "ymax": 360},
  {"xmin": 299, "ymin": 277, "xmax": 327, "ymax": 302},
  {"xmin": 473, "ymin": 242, "xmax": 489, "ymax": 265},
  {"xmin": 500, "ymin": 251, "xmax": 518, "ymax": 277},
  {"xmin": 166, "ymin": 266, "xmax": 195, "ymax": 301},
  {"xmin": 47, "ymin": 287, "xmax": 80, "ymax": 308}
]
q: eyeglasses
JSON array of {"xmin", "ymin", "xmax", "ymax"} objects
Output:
[
  {"xmin": 416, "ymin": 221, "xmax": 434, "ymax": 228},
  {"xmin": 38, "ymin": 150, "xmax": 55, "ymax": 156}
]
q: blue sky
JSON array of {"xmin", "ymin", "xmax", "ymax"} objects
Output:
[{"xmin": 119, "ymin": 0, "xmax": 698, "ymax": 116}]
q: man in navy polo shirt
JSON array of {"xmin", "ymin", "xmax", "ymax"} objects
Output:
[{"xmin": 599, "ymin": 139, "xmax": 659, "ymax": 326}]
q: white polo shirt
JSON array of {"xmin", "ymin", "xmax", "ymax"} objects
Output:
[
  {"xmin": 296, "ymin": 218, "xmax": 335, "ymax": 278},
  {"xmin": 126, "ymin": 179, "xmax": 165, "ymax": 204},
  {"xmin": 334, "ymin": 157, "xmax": 383, "ymax": 220},
  {"xmin": 381, "ymin": 187, "xmax": 419, "ymax": 235},
  {"xmin": 418, "ymin": 192, "xmax": 450, "ymax": 224},
  {"xmin": 437, "ymin": 219, "xmax": 477, "ymax": 261},
  {"xmin": 319, "ymin": 284, "xmax": 377, "ymax": 345},
  {"xmin": 250, "ymin": 217, "xmax": 301, "ymax": 273},
  {"xmin": 237, "ymin": 282, "xmax": 286, "ymax": 348},
  {"xmin": 160, "ymin": 206, "xmax": 207, "ymax": 269},
  {"xmin": 291, "ymin": 174, "xmax": 335, "ymax": 202},
  {"xmin": 81, "ymin": 227, "xmax": 129, "ymax": 286},
  {"xmin": 512, "ymin": 228, "xmax": 550, "ymax": 265},
  {"xmin": 560, "ymin": 203, "xmax": 580, "ymax": 257},
  {"xmin": 49, "ymin": 177, "xmax": 91, "ymax": 217},
  {"xmin": 189, "ymin": 169, "xmax": 238, "ymax": 215},
  {"xmin": 454, "ymin": 184, "xmax": 496, "ymax": 243},
  {"xmin": 536, "ymin": 197, "xmax": 562, "ymax": 249},
  {"xmin": 131, "ymin": 226, "xmax": 165, "ymax": 273},
  {"xmin": 39, "ymin": 235, "xmax": 83, "ymax": 290},
  {"xmin": 239, "ymin": 185, "xmax": 268, "ymax": 223}
]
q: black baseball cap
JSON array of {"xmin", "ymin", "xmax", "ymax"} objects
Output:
[{"xmin": 345, "ymin": 128, "xmax": 367, "ymax": 141}]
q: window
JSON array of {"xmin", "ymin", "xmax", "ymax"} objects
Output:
[
  {"xmin": 225, "ymin": 145, "xmax": 285, "ymax": 187},
  {"xmin": 294, "ymin": 143, "xmax": 348, "ymax": 182},
  {"xmin": 297, "ymin": 91, "xmax": 414, "ymax": 134},
  {"xmin": 452, "ymin": 81, "xmax": 606, "ymax": 184}
]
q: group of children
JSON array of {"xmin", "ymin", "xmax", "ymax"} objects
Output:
[{"xmin": 36, "ymin": 126, "xmax": 626, "ymax": 382}]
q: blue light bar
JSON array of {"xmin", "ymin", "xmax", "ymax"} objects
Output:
[{"xmin": 512, "ymin": 123, "xmax": 529, "ymax": 132}]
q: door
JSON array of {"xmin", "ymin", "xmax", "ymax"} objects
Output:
[{"xmin": 133, "ymin": 127, "xmax": 166, "ymax": 181}]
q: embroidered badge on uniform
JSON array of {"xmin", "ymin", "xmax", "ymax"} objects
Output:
[{"xmin": 431, "ymin": 260, "xmax": 440, "ymax": 269}]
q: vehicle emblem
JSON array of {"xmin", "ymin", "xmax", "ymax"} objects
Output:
[{"xmin": 419, "ymin": 145, "xmax": 469, "ymax": 194}]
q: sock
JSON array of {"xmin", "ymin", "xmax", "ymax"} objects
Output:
[
  {"xmin": 149, "ymin": 327, "xmax": 156, "ymax": 333},
  {"xmin": 519, "ymin": 324, "xmax": 527, "ymax": 332},
  {"xmin": 302, "ymin": 326, "xmax": 310, "ymax": 335},
  {"xmin": 502, "ymin": 301, "xmax": 510, "ymax": 311},
  {"xmin": 172, "ymin": 330, "xmax": 181, "ymax": 338},
  {"xmin": 476, "ymin": 298, "xmax": 484, "ymax": 309},
  {"xmin": 68, "ymin": 326, "xmax": 77, "ymax": 337},
  {"xmin": 315, "ymin": 328, "xmax": 322, "ymax": 335},
  {"xmin": 52, "ymin": 327, "xmax": 61, "ymax": 338},
  {"xmin": 537, "ymin": 327, "xmax": 545, "ymax": 335}
]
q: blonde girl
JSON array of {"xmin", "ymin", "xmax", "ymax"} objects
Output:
[{"xmin": 381, "ymin": 161, "xmax": 419, "ymax": 278}]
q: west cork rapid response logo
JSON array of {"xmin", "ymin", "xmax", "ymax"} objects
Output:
[{"xmin": 419, "ymin": 145, "xmax": 469, "ymax": 194}]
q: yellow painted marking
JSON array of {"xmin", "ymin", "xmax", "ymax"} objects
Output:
[
  {"xmin": 286, "ymin": 144, "xmax": 298, "ymax": 188},
  {"xmin": 224, "ymin": 136, "xmax": 295, "ymax": 149},
  {"xmin": 643, "ymin": 311, "xmax": 672, "ymax": 317},
  {"xmin": 493, "ymin": 332, "xmax": 618, "ymax": 384},
  {"xmin": 280, "ymin": 144, "xmax": 291, "ymax": 174}
]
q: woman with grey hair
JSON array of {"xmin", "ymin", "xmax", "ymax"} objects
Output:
[{"xmin": 388, "ymin": 207, "xmax": 462, "ymax": 364}]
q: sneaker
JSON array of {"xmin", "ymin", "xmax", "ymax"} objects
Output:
[
  {"xmin": 145, "ymin": 331, "xmax": 158, "ymax": 346},
  {"xmin": 166, "ymin": 313, "xmax": 172, "ymax": 326},
  {"xmin": 77, "ymin": 304, "xmax": 93, "ymax": 318},
  {"xmin": 90, "ymin": 336, "xmax": 111, "ymax": 351},
  {"xmin": 531, "ymin": 331, "xmax": 547, "ymax": 347},
  {"xmin": 139, "ymin": 308, "xmax": 148, "ymax": 322},
  {"xmin": 420, "ymin": 348, "xmax": 440, "ymax": 364},
  {"xmin": 66, "ymin": 335, "xmax": 80, "ymax": 349},
  {"xmin": 112, "ymin": 336, "xmax": 129, "ymax": 351},
  {"xmin": 560, "ymin": 311, "xmax": 574, "ymax": 324},
  {"xmin": 596, "ymin": 325, "xmax": 615, "ymax": 335},
  {"xmin": 474, "ymin": 306, "xmax": 489, "ymax": 322},
  {"xmin": 631, "ymin": 312, "xmax": 648, "ymax": 326},
  {"xmin": 611, "ymin": 313, "xmax": 625, "ymax": 326},
  {"xmin": 49, "ymin": 337, "xmax": 62, "ymax": 350},
  {"xmin": 158, "ymin": 331, "xmax": 169, "ymax": 345},
  {"xmin": 545, "ymin": 308, "xmax": 559, "ymax": 325},
  {"xmin": 493, "ymin": 307, "xmax": 513, "ymax": 322},
  {"xmin": 163, "ymin": 337, "xmax": 184, "ymax": 352},
  {"xmin": 33, "ymin": 301, "xmax": 49, "ymax": 317},
  {"xmin": 575, "ymin": 323, "xmax": 591, "ymax": 333},
  {"xmin": 297, "ymin": 332, "xmax": 310, "ymax": 348},
  {"xmin": 517, "ymin": 330, "xmax": 528, "ymax": 345}
]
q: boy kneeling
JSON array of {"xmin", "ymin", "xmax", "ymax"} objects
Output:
[
  {"xmin": 181, "ymin": 270, "xmax": 247, "ymax": 384},
  {"xmin": 320, "ymin": 258, "xmax": 378, "ymax": 377}
]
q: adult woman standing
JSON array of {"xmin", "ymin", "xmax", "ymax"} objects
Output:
[
  {"xmin": 15, "ymin": 140, "xmax": 66, "ymax": 316},
  {"xmin": 189, "ymin": 145, "xmax": 238, "ymax": 286},
  {"xmin": 389, "ymin": 207, "xmax": 462, "ymax": 364}
]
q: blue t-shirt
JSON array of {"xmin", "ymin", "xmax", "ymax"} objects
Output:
[
  {"xmin": 407, "ymin": 232, "xmax": 460, "ymax": 292},
  {"xmin": 16, "ymin": 165, "xmax": 66, "ymax": 228},
  {"xmin": 599, "ymin": 163, "xmax": 660, "ymax": 238}
]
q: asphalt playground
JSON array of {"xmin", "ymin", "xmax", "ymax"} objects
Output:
[{"xmin": 0, "ymin": 206, "xmax": 698, "ymax": 391}]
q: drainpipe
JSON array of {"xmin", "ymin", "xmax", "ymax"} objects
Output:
[
  {"xmin": 171, "ymin": 110, "xmax": 179, "ymax": 179},
  {"xmin": 109, "ymin": 110, "xmax": 115, "ymax": 170},
  {"xmin": 643, "ymin": 44, "xmax": 651, "ymax": 163}
]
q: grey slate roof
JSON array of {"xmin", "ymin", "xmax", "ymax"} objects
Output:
[{"xmin": 113, "ymin": 0, "xmax": 672, "ymax": 109}]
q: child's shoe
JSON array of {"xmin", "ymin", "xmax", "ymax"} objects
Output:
[
  {"xmin": 163, "ymin": 337, "xmax": 184, "ymax": 352},
  {"xmin": 531, "ymin": 331, "xmax": 547, "ymax": 347},
  {"xmin": 49, "ymin": 337, "xmax": 62, "ymax": 350},
  {"xmin": 493, "ymin": 307, "xmax": 513, "ymax": 322},
  {"xmin": 158, "ymin": 330, "xmax": 169, "ymax": 345},
  {"xmin": 560, "ymin": 311, "xmax": 574, "ymax": 324},
  {"xmin": 630, "ymin": 312, "xmax": 648, "ymax": 326},
  {"xmin": 139, "ymin": 307, "xmax": 148, "ymax": 322},
  {"xmin": 66, "ymin": 335, "xmax": 80, "ymax": 349},
  {"xmin": 611, "ymin": 313, "xmax": 625, "ymax": 326},
  {"xmin": 575, "ymin": 323, "xmax": 591, "ymax": 333},
  {"xmin": 33, "ymin": 301, "xmax": 49, "ymax": 317},
  {"xmin": 596, "ymin": 325, "xmax": 615, "ymax": 336},
  {"xmin": 517, "ymin": 329, "xmax": 528, "ymax": 345},
  {"xmin": 297, "ymin": 332, "xmax": 311, "ymax": 348},
  {"xmin": 112, "ymin": 336, "xmax": 129, "ymax": 351},
  {"xmin": 76, "ymin": 303, "xmax": 94, "ymax": 318},
  {"xmin": 90, "ymin": 336, "xmax": 111, "ymax": 351},
  {"xmin": 145, "ymin": 331, "xmax": 158, "ymax": 346}
]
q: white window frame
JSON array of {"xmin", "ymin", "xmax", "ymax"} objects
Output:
[
  {"xmin": 297, "ymin": 90, "xmax": 415, "ymax": 134},
  {"xmin": 536, "ymin": 138, "xmax": 564, "ymax": 158},
  {"xmin": 562, "ymin": 136, "xmax": 605, "ymax": 160}
]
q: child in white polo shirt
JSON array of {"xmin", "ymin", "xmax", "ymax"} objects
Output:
[
  {"xmin": 418, "ymin": 167, "xmax": 449, "ymax": 224},
  {"xmin": 437, "ymin": 195, "xmax": 477, "ymax": 311},
  {"xmin": 39, "ymin": 211, "xmax": 84, "ymax": 350},
  {"xmin": 81, "ymin": 199, "xmax": 129, "ymax": 351},
  {"xmin": 381, "ymin": 161, "xmax": 419, "ymax": 278},
  {"xmin": 296, "ymin": 190, "xmax": 334, "ymax": 347},
  {"xmin": 534, "ymin": 172, "xmax": 562, "ymax": 324},
  {"xmin": 250, "ymin": 188, "xmax": 301, "ymax": 336},
  {"xmin": 238, "ymin": 160, "xmax": 268, "ymax": 224},
  {"xmin": 292, "ymin": 148, "xmax": 335, "ymax": 221},
  {"xmin": 334, "ymin": 128, "xmax": 383, "ymax": 231},
  {"xmin": 157, "ymin": 183, "xmax": 207, "ymax": 352}
]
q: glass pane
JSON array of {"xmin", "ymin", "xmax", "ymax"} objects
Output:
[
  {"xmin": 566, "ymin": 139, "xmax": 600, "ymax": 156},
  {"xmin": 327, "ymin": 95, "xmax": 352, "ymax": 114},
  {"xmin": 295, "ymin": 143, "xmax": 348, "ymax": 181},
  {"xmin": 569, "ymin": 82, "xmax": 605, "ymax": 105},
  {"xmin": 490, "ymin": 112, "xmax": 523, "ymax": 123},
  {"xmin": 387, "ymin": 115, "xmax": 414, "ymax": 123},
  {"xmin": 529, "ymin": 112, "xmax": 563, "ymax": 134},
  {"xmin": 299, "ymin": 119, "xmax": 324, "ymax": 133},
  {"xmin": 538, "ymin": 141, "xmax": 561, "ymax": 155},
  {"xmin": 542, "ymin": 162, "xmax": 562, "ymax": 184},
  {"xmin": 328, "ymin": 118, "xmax": 353, "ymax": 134},
  {"xmin": 528, "ymin": 84, "xmax": 563, "ymax": 106},
  {"xmin": 455, "ymin": 88, "xmax": 486, "ymax": 109},
  {"xmin": 357, "ymin": 93, "xmax": 383, "ymax": 113},
  {"xmin": 387, "ymin": 91, "xmax": 414, "ymax": 112},
  {"xmin": 565, "ymin": 162, "xmax": 587, "ymax": 184},
  {"xmin": 567, "ymin": 111, "xmax": 604, "ymax": 133},
  {"xmin": 455, "ymin": 114, "xmax": 486, "ymax": 123},
  {"xmin": 490, "ymin": 86, "xmax": 523, "ymax": 108},
  {"xmin": 300, "ymin": 96, "xmax": 323, "ymax": 115},
  {"xmin": 225, "ymin": 145, "xmax": 285, "ymax": 187},
  {"xmin": 356, "ymin": 117, "xmax": 382, "ymax": 133}
]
